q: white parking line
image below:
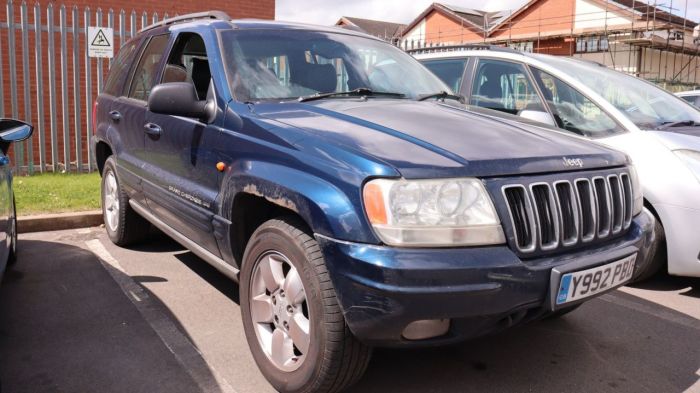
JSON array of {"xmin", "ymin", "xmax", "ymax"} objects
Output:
[
  {"xmin": 598, "ymin": 292, "xmax": 700, "ymax": 332},
  {"xmin": 85, "ymin": 239, "xmax": 238, "ymax": 393}
]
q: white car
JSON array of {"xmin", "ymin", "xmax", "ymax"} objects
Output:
[
  {"xmin": 415, "ymin": 47, "xmax": 700, "ymax": 279},
  {"xmin": 676, "ymin": 90, "xmax": 700, "ymax": 108}
]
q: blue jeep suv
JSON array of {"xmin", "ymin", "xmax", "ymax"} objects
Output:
[{"xmin": 93, "ymin": 11, "xmax": 655, "ymax": 393}]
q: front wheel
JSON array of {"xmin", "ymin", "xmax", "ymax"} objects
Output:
[{"xmin": 240, "ymin": 217, "xmax": 371, "ymax": 393}]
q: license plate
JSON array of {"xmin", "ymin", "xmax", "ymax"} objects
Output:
[{"xmin": 555, "ymin": 254, "xmax": 637, "ymax": 305}]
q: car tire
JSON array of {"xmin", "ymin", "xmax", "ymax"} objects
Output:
[
  {"xmin": 240, "ymin": 217, "xmax": 371, "ymax": 393},
  {"xmin": 633, "ymin": 218, "xmax": 666, "ymax": 282},
  {"xmin": 7, "ymin": 194, "xmax": 17, "ymax": 265},
  {"xmin": 101, "ymin": 156, "xmax": 150, "ymax": 246}
]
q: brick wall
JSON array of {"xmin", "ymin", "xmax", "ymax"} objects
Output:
[
  {"xmin": 0, "ymin": 1, "xmax": 274, "ymax": 173},
  {"xmin": 424, "ymin": 11, "xmax": 482, "ymax": 44},
  {"xmin": 490, "ymin": 0, "xmax": 575, "ymax": 39}
]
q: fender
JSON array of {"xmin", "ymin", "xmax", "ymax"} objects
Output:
[{"xmin": 217, "ymin": 160, "xmax": 380, "ymax": 250}]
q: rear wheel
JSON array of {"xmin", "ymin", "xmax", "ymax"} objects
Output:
[
  {"xmin": 240, "ymin": 217, "xmax": 371, "ymax": 393},
  {"xmin": 101, "ymin": 156, "xmax": 150, "ymax": 246},
  {"xmin": 633, "ymin": 218, "xmax": 666, "ymax": 282}
]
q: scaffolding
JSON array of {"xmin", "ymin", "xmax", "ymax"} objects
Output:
[{"xmin": 398, "ymin": 0, "xmax": 699, "ymax": 91}]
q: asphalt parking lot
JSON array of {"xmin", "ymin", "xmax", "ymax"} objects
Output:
[{"xmin": 1, "ymin": 227, "xmax": 699, "ymax": 393}]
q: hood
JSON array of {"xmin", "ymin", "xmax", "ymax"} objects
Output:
[
  {"xmin": 648, "ymin": 129, "xmax": 700, "ymax": 151},
  {"xmin": 253, "ymin": 99, "xmax": 628, "ymax": 178}
]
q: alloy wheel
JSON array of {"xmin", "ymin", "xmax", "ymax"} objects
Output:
[
  {"xmin": 250, "ymin": 251, "xmax": 311, "ymax": 372},
  {"xmin": 103, "ymin": 171, "xmax": 120, "ymax": 232}
]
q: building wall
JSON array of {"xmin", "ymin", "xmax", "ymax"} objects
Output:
[
  {"xmin": 424, "ymin": 11, "xmax": 482, "ymax": 44},
  {"xmin": 574, "ymin": 0, "xmax": 632, "ymax": 30},
  {"xmin": 491, "ymin": 0, "xmax": 576, "ymax": 39},
  {"xmin": 535, "ymin": 38, "xmax": 573, "ymax": 55}
]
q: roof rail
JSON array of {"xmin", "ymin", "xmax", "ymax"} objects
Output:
[
  {"xmin": 405, "ymin": 44, "xmax": 518, "ymax": 55},
  {"xmin": 139, "ymin": 11, "xmax": 231, "ymax": 33}
]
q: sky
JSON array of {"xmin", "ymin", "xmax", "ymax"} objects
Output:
[{"xmin": 276, "ymin": 0, "xmax": 700, "ymax": 26}]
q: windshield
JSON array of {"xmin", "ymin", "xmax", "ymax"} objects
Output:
[
  {"xmin": 534, "ymin": 55, "xmax": 700, "ymax": 130},
  {"xmin": 220, "ymin": 29, "xmax": 450, "ymax": 102}
]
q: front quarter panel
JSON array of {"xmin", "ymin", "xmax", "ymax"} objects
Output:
[{"xmin": 216, "ymin": 105, "xmax": 399, "ymax": 248}]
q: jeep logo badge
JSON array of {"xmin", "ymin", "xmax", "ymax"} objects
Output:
[{"xmin": 562, "ymin": 157, "xmax": 584, "ymax": 168}]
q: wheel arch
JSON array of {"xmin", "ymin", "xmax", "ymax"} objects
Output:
[{"xmin": 218, "ymin": 161, "xmax": 377, "ymax": 268}]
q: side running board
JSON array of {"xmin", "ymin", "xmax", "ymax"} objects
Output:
[{"xmin": 129, "ymin": 200, "xmax": 240, "ymax": 282}]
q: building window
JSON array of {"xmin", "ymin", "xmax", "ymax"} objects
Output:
[
  {"xmin": 575, "ymin": 36, "xmax": 609, "ymax": 53},
  {"xmin": 508, "ymin": 41, "xmax": 533, "ymax": 53}
]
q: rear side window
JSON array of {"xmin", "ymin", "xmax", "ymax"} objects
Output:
[
  {"xmin": 470, "ymin": 59, "xmax": 546, "ymax": 115},
  {"xmin": 128, "ymin": 34, "xmax": 170, "ymax": 101},
  {"xmin": 422, "ymin": 59, "xmax": 467, "ymax": 93},
  {"xmin": 103, "ymin": 39, "xmax": 140, "ymax": 96},
  {"xmin": 680, "ymin": 95, "xmax": 700, "ymax": 108}
]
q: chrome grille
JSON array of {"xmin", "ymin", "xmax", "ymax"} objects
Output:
[{"xmin": 503, "ymin": 172, "xmax": 633, "ymax": 253}]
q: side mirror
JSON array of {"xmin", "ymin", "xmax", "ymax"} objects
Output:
[
  {"xmin": 0, "ymin": 119, "xmax": 33, "ymax": 143},
  {"xmin": 519, "ymin": 110, "xmax": 556, "ymax": 127},
  {"xmin": 148, "ymin": 82, "xmax": 213, "ymax": 122}
]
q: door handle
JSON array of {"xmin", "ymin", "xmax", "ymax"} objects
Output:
[
  {"xmin": 109, "ymin": 110, "xmax": 122, "ymax": 121},
  {"xmin": 143, "ymin": 123, "xmax": 162, "ymax": 136}
]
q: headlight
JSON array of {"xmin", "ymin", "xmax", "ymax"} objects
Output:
[
  {"xmin": 628, "ymin": 165, "xmax": 643, "ymax": 216},
  {"xmin": 363, "ymin": 178, "xmax": 506, "ymax": 247},
  {"xmin": 673, "ymin": 149, "xmax": 700, "ymax": 182}
]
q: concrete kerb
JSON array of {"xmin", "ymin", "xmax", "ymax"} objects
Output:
[{"xmin": 18, "ymin": 210, "xmax": 103, "ymax": 233}]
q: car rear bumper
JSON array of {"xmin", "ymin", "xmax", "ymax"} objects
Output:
[{"xmin": 315, "ymin": 209, "xmax": 655, "ymax": 347}]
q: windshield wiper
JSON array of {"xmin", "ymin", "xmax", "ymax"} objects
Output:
[
  {"xmin": 418, "ymin": 91, "xmax": 466, "ymax": 103},
  {"xmin": 655, "ymin": 120, "xmax": 698, "ymax": 130},
  {"xmin": 298, "ymin": 87, "xmax": 405, "ymax": 103}
]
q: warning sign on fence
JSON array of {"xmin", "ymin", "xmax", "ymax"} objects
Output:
[{"xmin": 88, "ymin": 27, "xmax": 114, "ymax": 58}]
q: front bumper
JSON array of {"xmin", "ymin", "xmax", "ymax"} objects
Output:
[{"xmin": 316, "ymin": 209, "xmax": 655, "ymax": 347}]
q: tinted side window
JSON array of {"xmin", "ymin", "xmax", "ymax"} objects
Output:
[
  {"xmin": 531, "ymin": 68, "xmax": 624, "ymax": 137},
  {"xmin": 103, "ymin": 39, "xmax": 139, "ymax": 96},
  {"xmin": 680, "ymin": 95, "xmax": 700, "ymax": 108},
  {"xmin": 422, "ymin": 59, "xmax": 467, "ymax": 93},
  {"xmin": 128, "ymin": 35, "xmax": 170, "ymax": 101},
  {"xmin": 470, "ymin": 59, "xmax": 545, "ymax": 115}
]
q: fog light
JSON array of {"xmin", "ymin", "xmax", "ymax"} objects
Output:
[{"xmin": 402, "ymin": 319, "xmax": 450, "ymax": 340}]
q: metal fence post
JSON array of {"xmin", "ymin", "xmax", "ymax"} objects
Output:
[
  {"xmin": 33, "ymin": 2, "xmax": 45, "ymax": 172},
  {"xmin": 7, "ymin": 0, "xmax": 19, "ymax": 172},
  {"xmin": 119, "ymin": 9, "xmax": 125, "ymax": 46},
  {"xmin": 60, "ymin": 5, "xmax": 69, "ymax": 171},
  {"xmin": 84, "ymin": 7, "xmax": 92, "ymax": 172},
  {"xmin": 107, "ymin": 9, "xmax": 114, "ymax": 68},
  {"xmin": 129, "ymin": 10, "xmax": 135, "ymax": 38},
  {"xmin": 47, "ymin": 3, "xmax": 58, "ymax": 172},
  {"xmin": 72, "ymin": 5, "xmax": 82, "ymax": 172},
  {"xmin": 20, "ymin": 1, "xmax": 30, "ymax": 173},
  {"xmin": 96, "ymin": 8, "xmax": 103, "ymax": 94}
]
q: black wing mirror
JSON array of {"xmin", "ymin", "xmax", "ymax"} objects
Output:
[
  {"xmin": 148, "ymin": 82, "xmax": 215, "ymax": 123},
  {"xmin": 0, "ymin": 119, "xmax": 33, "ymax": 143}
]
